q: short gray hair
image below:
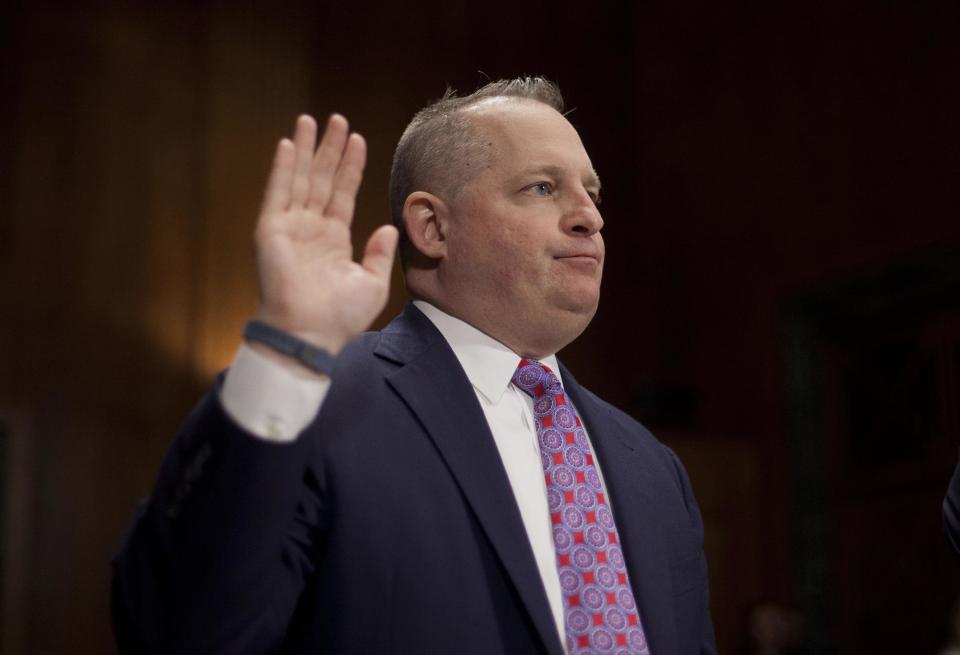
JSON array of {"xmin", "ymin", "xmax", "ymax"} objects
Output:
[{"xmin": 388, "ymin": 76, "xmax": 565, "ymax": 262}]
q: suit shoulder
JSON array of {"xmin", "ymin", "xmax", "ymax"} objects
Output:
[
  {"xmin": 337, "ymin": 330, "xmax": 382, "ymax": 361},
  {"xmin": 575, "ymin": 384, "xmax": 691, "ymax": 482},
  {"xmin": 325, "ymin": 330, "xmax": 391, "ymax": 390},
  {"xmin": 576, "ymin": 384, "xmax": 661, "ymax": 446}
]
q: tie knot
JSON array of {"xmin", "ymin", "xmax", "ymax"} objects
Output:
[{"xmin": 512, "ymin": 358, "xmax": 563, "ymax": 398}]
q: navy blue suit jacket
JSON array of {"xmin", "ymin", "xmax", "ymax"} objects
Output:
[{"xmin": 113, "ymin": 304, "xmax": 717, "ymax": 654}]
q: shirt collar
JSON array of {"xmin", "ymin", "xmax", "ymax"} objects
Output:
[{"xmin": 413, "ymin": 300, "xmax": 562, "ymax": 404}]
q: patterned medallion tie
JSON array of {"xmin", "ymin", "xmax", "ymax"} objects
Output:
[{"xmin": 512, "ymin": 358, "xmax": 650, "ymax": 655}]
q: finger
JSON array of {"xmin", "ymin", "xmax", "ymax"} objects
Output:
[
  {"xmin": 260, "ymin": 138, "xmax": 296, "ymax": 215},
  {"xmin": 325, "ymin": 133, "xmax": 367, "ymax": 224},
  {"xmin": 290, "ymin": 115, "xmax": 318, "ymax": 207},
  {"xmin": 361, "ymin": 224, "xmax": 399, "ymax": 282},
  {"xmin": 307, "ymin": 114, "xmax": 350, "ymax": 210}
]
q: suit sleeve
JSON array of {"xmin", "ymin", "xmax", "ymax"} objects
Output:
[
  {"xmin": 663, "ymin": 445, "xmax": 719, "ymax": 655},
  {"xmin": 945, "ymin": 460, "xmax": 960, "ymax": 557},
  {"xmin": 111, "ymin": 380, "xmax": 325, "ymax": 654}
]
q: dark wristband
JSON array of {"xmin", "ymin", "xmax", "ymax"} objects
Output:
[{"xmin": 242, "ymin": 320, "xmax": 336, "ymax": 376}]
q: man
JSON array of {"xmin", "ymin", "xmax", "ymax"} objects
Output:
[{"xmin": 113, "ymin": 77, "xmax": 717, "ymax": 654}]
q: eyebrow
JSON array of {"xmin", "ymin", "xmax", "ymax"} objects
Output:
[{"xmin": 519, "ymin": 164, "xmax": 602, "ymax": 191}]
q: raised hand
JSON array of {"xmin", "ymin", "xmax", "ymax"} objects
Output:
[{"xmin": 253, "ymin": 114, "xmax": 398, "ymax": 357}]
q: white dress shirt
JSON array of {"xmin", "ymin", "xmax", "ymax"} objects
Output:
[{"xmin": 219, "ymin": 301, "xmax": 611, "ymax": 649}]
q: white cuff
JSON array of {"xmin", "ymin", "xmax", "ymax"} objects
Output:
[{"xmin": 220, "ymin": 344, "xmax": 331, "ymax": 442}]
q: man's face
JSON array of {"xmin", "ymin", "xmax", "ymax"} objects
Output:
[{"xmin": 441, "ymin": 99, "xmax": 604, "ymax": 356}]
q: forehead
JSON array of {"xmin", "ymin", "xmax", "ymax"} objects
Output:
[{"xmin": 464, "ymin": 100, "xmax": 597, "ymax": 183}]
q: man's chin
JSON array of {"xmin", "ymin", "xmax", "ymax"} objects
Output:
[
  {"xmin": 554, "ymin": 287, "xmax": 601, "ymax": 317},
  {"xmin": 521, "ymin": 302, "xmax": 598, "ymax": 357}
]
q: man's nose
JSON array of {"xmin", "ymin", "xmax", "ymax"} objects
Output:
[{"xmin": 563, "ymin": 192, "xmax": 604, "ymax": 236}]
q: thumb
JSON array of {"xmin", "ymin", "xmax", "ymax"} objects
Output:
[{"xmin": 361, "ymin": 224, "xmax": 399, "ymax": 282}]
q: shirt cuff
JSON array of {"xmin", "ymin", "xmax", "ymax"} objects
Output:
[{"xmin": 220, "ymin": 344, "xmax": 331, "ymax": 442}]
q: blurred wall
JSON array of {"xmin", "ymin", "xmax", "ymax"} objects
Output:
[{"xmin": 1, "ymin": 1, "xmax": 959, "ymax": 653}]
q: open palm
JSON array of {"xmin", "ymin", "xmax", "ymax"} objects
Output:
[{"xmin": 254, "ymin": 114, "xmax": 398, "ymax": 354}]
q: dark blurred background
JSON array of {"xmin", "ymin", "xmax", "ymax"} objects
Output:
[{"xmin": 2, "ymin": 1, "xmax": 959, "ymax": 653}]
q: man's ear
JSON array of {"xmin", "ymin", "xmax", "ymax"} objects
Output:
[{"xmin": 402, "ymin": 191, "xmax": 448, "ymax": 261}]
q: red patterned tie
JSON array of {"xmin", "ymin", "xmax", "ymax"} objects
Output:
[{"xmin": 512, "ymin": 358, "xmax": 651, "ymax": 655}]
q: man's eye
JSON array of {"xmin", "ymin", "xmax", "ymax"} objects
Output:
[
  {"xmin": 529, "ymin": 182, "xmax": 552, "ymax": 196},
  {"xmin": 590, "ymin": 192, "xmax": 602, "ymax": 206}
]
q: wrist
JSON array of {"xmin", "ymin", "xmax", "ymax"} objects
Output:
[
  {"xmin": 243, "ymin": 341, "xmax": 329, "ymax": 380},
  {"xmin": 243, "ymin": 319, "xmax": 339, "ymax": 377},
  {"xmin": 252, "ymin": 310, "xmax": 349, "ymax": 355}
]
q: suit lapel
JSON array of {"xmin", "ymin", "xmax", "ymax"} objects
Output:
[
  {"xmin": 377, "ymin": 306, "xmax": 564, "ymax": 655},
  {"xmin": 561, "ymin": 366, "xmax": 679, "ymax": 655}
]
